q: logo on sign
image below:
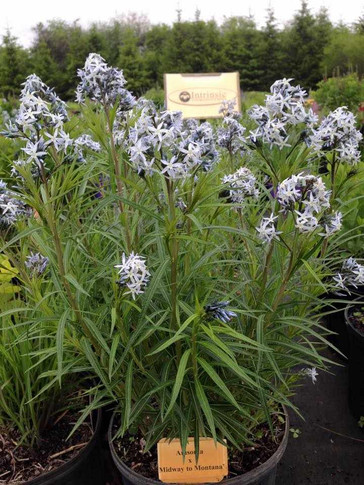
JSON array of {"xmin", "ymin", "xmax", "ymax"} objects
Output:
[
  {"xmin": 179, "ymin": 91, "xmax": 191, "ymax": 103},
  {"xmin": 169, "ymin": 87, "xmax": 236, "ymax": 107}
]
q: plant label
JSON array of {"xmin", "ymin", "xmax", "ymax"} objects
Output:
[{"xmin": 157, "ymin": 437, "xmax": 228, "ymax": 483}]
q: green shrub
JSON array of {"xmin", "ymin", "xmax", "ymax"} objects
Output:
[
  {"xmin": 313, "ymin": 74, "xmax": 364, "ymax": 114},
  {"xmin": 143, "ymin": 87, "xmax": 165, "ymax": 109}
]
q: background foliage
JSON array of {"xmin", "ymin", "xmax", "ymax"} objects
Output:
[{"xmin": 0, "ymin": 1, "xmax": 364, "ymax": 100}]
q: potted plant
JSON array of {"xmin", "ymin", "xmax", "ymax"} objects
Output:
[
  {"xmin": 0, "ymin": 77, "xmax": 105, "ymax": 484},
  {"xmin": 326, "ymin": 257, "xmax": 364, "ymax": 357},
  {"xmin": 344, "ymin": 300, "xmax": 364, "ymax": 420},
  {"xmin": 0, "ymin": 255, "xmax": 103, "ymax": 484},
  {"xmin": 305, "ymin": 105, "xmax": 364, "ymax": 356},
  {"xmin": 96, "ymin": 74, "xmax": 351, "ymax": 483},
  {"xmin": 63, "ymin": 63, "xmax": 349, "ymax": 483}
]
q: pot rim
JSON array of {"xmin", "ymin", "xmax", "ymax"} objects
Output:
[
  {"xmin": 108, "ymin": 406, "xmax": 289, "ymax": 485},
  {"xmin": 344, "ymin": 298, "xmax": 364, "ymax": 341},
  {"xmin": 24, "ymin": 407, "xmax": 102, "ymax": 484}
]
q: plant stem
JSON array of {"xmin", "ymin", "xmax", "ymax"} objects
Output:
[
  {"xmin": 166, "ymin": 178, "xmax": 181, "ymax": 362},
  {"xmin": 105, "ymin": 106, "xmax": 132, "ymax": 252},
  {"xmin": 271, "ymin": 234, "xmax": 297, "ymax": 312},
  {"xmin": 167, "ymin": 181, "xmax": 178, "ymax": 327},
  {"xmin": 39, "ymin": 165, "xmax": 100, "ymax": 353},
  {"xmin": 191, "ymin": 319, "xmax": 199, "ymax": 380},
  {"xmin": 321, "ymin": 152, "xmax": 337, "ymax": 258},
  {"xmin": 258, "ymin": 242, "xmax": 274, "ymax": 304}
]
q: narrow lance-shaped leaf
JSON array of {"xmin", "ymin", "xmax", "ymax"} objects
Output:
[{"xmin": 165, "ymin": 349, "xmax": 191, "ymax": 417}]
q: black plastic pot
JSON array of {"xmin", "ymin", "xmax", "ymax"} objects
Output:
[
  {"xmin": 322, "ymin": 289, "xmax": 364, "ymax": 358},
  {"xmin": 345, "ymin": 303, "xmax": 364, "ymax": 420},
  {"xmin": 26, "ymin": 408, "xmax": 104, "ymax": 485},
  {"xmin": 108, "ymin": 409, "xmax": 289, "ymax": 485}
]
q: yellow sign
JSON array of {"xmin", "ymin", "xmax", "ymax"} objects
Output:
[
  {"xmin": 164, "ymin": 73, "xmax": 241, "ymax": 119},
  {"xmin": 157, "ymin": 437, "xmax": 228, "ymax": 483}
]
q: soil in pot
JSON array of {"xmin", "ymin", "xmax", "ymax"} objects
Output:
[
  {"xmin": 110, "ymin": 412, "xmax": 286, "ymax": 483},
  {"xmin": 346, "ymin": 303, "xmax": 364, "ymax": 420},
  {"xmin": 0, "ymin": 408, "xmax": 102, "ymax": 484}
]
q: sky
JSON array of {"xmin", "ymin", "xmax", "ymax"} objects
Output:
[{"xmin": 1, "ymin": 0, "xmax": 363, "ymax": 47}]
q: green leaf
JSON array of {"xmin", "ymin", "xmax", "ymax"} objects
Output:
[
  {"xmin": 56, "ymin": 309, "xmax": 70, "ymax": 385},
  {"xmin": 108, "ymin": 334, "xmax": 121, "ymax": 380},
  {"xmin": 301, "ymin": 260, "xmax": 327, "ymax": 292},
  {"xmin": 194, "ymin": 378, "xmax": 216, "ymax": 441},
  {"xmin": 84, "ymin": 317, "xmax": 110, "ymax": 355},
  {"xmin": 81, "ymin": 338, "xmax": 114, "ymax": 397},
  {"xmin": 65, "ymin": 273, "xmax": 90, "ymax": 296},
  {"xmin": 147, "ymin": 334, "xmax": 186, "ymax": 356},
  {"xmin": 122, "ymin": 360, "xmax": 134, "ymax": 433},
  {"xmin": 165, "ymin": 349, "xmax": 191, "ymax": 417},
  {"xmin": 147, "ymin": 314, "xmax": 197, "ymax": 356},
  {"xmin": 200, "ymin": 341, "xmax": 260, "ymax": 389},
  {"xmin": 197, "ymin": 357, "xmax": 240, "ymax": 409}
]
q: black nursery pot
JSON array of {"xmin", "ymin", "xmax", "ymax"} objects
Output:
[
  {"xmin": 324, "ymin": 295, "xmax": 350, "ymax": 357},
  {"xmin": 345, "ymin": 303, "xmax": 364, "ymax": 421},
  {"xmin": 323, "ymin": 288, "xmax": 364, "ymax": 358},
  {"xmin": 108, "ymin": 410, "xmax": 289, "ymax": 485},
  {"xmin": 26, "ymin": 408, "xmax": 104, "ymax": 485}
]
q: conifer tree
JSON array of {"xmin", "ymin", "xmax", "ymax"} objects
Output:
[
  {"xmin": 257, "ymin": 8, "xmax": 284, "ymax": 90},
  {"xmin": 0, "ymin": 31, "xmax": 29, "ymax": 97},
  {"xmin": 118, "ymin": 28, "xmax": 148, "ymax": 94}
]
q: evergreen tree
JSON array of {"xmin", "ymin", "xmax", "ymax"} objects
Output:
[
  {"xmin": 221, "ymin": 17, "xmax": 263, "ymax": 90},
  {"xmin": 32, "ymin": 21, "xmax": 73, "ymax": 98},
  {"xmin": 30, "ymin": 40, "xmax": 58, "ymax": 89},
  {"xmin": 0, "ymin": 31, "xmax": 30, "ymax": 97},
  {"xmin": 282, "ymin": 1, "xmax": 331, "ymax": 89},
  {"xmin": 144, "ymin": 25, "xmax": 171, "ymax": 86},
  {"xmin": 164, "ymin": 20, "xmax": 222, "ymax": 73},
  {"xmin": 354, "ymin": 13, "xmax": 364, "ymax": 34},
  {"xmin": 256, "ymin": 8, "xmax": 284, "ymax": 90},
  {"xmin": 118, "ymin": 28, "xmax": 148, "ymax": 94},
  {"xmin": 65, "ymin": 25, "xmax": 91, "ymax": 98}
]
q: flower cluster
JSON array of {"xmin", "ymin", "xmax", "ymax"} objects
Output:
[
  {"xmin": 319, "ymin": 212, "xmax": 343, "ymax": 237},
  {"xmin": 74, "ymin": 134, "xmax": 101, "ymax": 162},
  {"xmin": 2, "ymin": 75, "xmax": 101, "ymax": 179},
  {"xmin": 333, "ymin": 258, "xmax": 364, "ymax": 294},
  {"xmin": 256, "ymin": 174, "xmax": 342, "ymax": 240},
  {"xmin": 2, "ymin": 74, "xmax": 68, "ymax": 147},
  {"xmin": 277, "ymin": 174, "xmax": 330, "ymax": 210},
  {"xmin": 218, "ymin": 99, "xmax": 238, "ymax": 117},
  {"xmin": 204, "ymin": 301, "xmax": 237, "ymax": 323},
  {"xmin": 115, "ymin": 252, "xmax": 150, "ymax": 299},
  {"xmin": 0, "ymin": 180, "xmax": 29, "ymax": 229},
  {"xmin": 308, "ymin": 107, "xmax": 362, "ymax": 165},
  {"xmin": 181, "ymin": 119, "xmax": 218, "ymax": 172},
  {"xmin": 221, "ymin": 167, "xmax": 259, "ymax": 206},
  {"xmin": 256, "ymin": 213, "xmax": 281, "ymax": 243},
  {"xmin": 126, "ymin": 102, "xmax": 217, "ymax": 179},
  {"xmin": 249, "ymin": 78, "xmax": 317, "ymax": 149},
  {"xmin": 76, "ymin": 53, "xmax": 136, "ymax": 112},
  {"xmin": 217, "ymin": 114, "xmax": 246, "ymax": 155},
  {"xmin": 276, "ymin": 173, "xmax": 341, "ymax": 235},
  {"xmin": 25, "ymin": 252, "xmax": 49, "ymax": 276}
]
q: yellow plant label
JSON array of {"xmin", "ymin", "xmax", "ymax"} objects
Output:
[{"xmin": 157, "ymin": 437, "xmax": 228, "ymax": 483}]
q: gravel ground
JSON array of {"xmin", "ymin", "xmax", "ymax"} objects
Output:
[{"xmin": 277, "ymin": 348, "xmax": 364, "ymax": 485}]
